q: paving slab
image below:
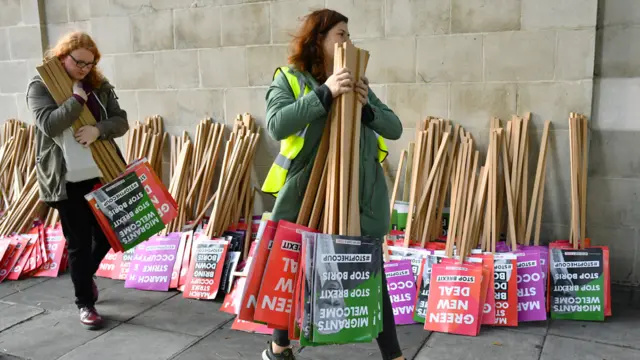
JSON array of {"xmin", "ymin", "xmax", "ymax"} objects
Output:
[
  {"xmin": 494, "ymin": 320, "xmax": 549, "ymax": 336},
  {"xmin": 0, "ymin": 353, "xmax": 26, "ymax": 359},
  {"xmin": 0, "ymin": 277, "xmax": 51, "ymax": 299},
  {"xmin": 57, "ymin": 323, "xmax": 197, "ymax": 360},
  {"xmin": 0, "ymin": 276, "xmax": 77, "ymax": 313},
  {"xmin": 0, "ymin": 310, "xmax": 119, "ymax": 360},
  {"xmin": 0, "ymin": 301, "xmax": 44, "ymax": 332},
  {"xmin": 297, "ymin": 324, "xmax": 429, "ymax": 360},
  {"xmin": 540, "ymin": 335, "xmax": 640, "ymax": 360},
  {"xmin": 415, "ymin": 328, "xmax": 544, "ymax": 360},
  {"xmin": 548, "ymin": 304, "xmax": 640, "ymax": 349},
  {"xmin": 92, "ymin": 285, "xmax": 178, "ymax": 322},
  {"xmin": 127, "ymin": 296, "xmax": 234, "ymax": 336},
  {"xmin": 172, "ymin": 324, "xmax": 272, "ymax": 359}
]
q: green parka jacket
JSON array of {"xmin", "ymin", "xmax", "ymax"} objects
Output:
[{"xmin": 265, "ymin": 66, "xmax": 403, "ymax": 241}]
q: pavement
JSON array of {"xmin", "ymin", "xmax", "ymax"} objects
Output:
[{"xmin": 0, "ymin": 274, "xmax": 639, "ymax": 360}]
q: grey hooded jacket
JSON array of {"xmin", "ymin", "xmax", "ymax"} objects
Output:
[{"xmin": 26, "ymin": 75, "xmax": 129, "ymax": 203}]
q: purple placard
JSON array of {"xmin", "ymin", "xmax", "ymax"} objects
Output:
[
  {"xmin": 384, "ymin": 259, "xmax": 417, "ymax": 325},
  {"xmin": 124, "ymin": 233, "xmax": 182, "ymax": 291},
  {"xmin": 516, "ymin": 252, "xmax": 546, "ymax": 322},
  {"xmin": 521, "ymin": 245, "xmax": 549, "ymax": 289}
]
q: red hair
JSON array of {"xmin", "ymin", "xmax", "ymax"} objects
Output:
[
  {"xmin": 44, "ymin": 31, "xmax": 104, "ymax": 89},
  {"xmin": 288, "ymin": 9, "xmax": 348, "ymax": 83}
]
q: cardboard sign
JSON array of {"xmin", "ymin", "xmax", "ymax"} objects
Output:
[
  {"xmin": 115, "ymin": 248, "xmax": 136, "ymax": 280},
  {"xmin": 413, "ymin": 254, "xmax": 444, "ymax": 323},
  {"xmin": 123, "ymin": 158, "xmax": 178, "ymax": 225},
  {"xmin": 469, "ymin": 251, "xmax": 496, "ymax": 326},
  {"xmin": 424, "ymin": 263, "xmax": 484, "ymax": 336},
  {"xmin": 125, "ymin": 233, "xmax": 181, "ymax": 291},
  {"xmin": 388, "ymin": 246, "xmax": 431, "ymax": 281},
  {"xmin": 231, "ymin": 317, "xmax": 274, "ymax": 335},
  {"xmin": 182, "ymin": 238, "xmax": 229, "ymax": 300},
  {"xmin": 385, "ymin": 259, "xmax": 417, "ymax": 325},
  {"xmin": 0, "ymin": 237, "xmax": 26, "ymax": 283},
  {"xmin": 221, "ymin": 277, "xmax": 247, "ymax": 315},
  {"xmin": 550, "ymin": 247, "xmax": 605, "ymax": 321},
  {"xmin": 592, "ymin": 245, "xmax": 612, "ymax": 317},
  {"xmin": 170, "ymin": 231, "xmax": 191, "ymax": 289},
  {"xmin": 516, "ymin": 252, "xmax": 546, "ymax": 322},
  {"xmin": 96, "ymin": 248, "xmax": 121, "ymax": 279},
  {"xmin": 7, "ymin": 235, "xmax": 36, "ymax": 280},
  {"xmin": 33, "ymin": 225, "xmax": 66, "ymax": 278},
  {"xmin": 254, "ymin": 221, "xmax": 315, "ymax": 329},
  {"xmin": 493, "ymin": 253, "xmax": 518, "ymax": 327},
  {"xmin": 238, "ymin": 220, "xmax": 277, "ymax": 322},
  {"xmin": 177, "ymin": 231, "xmax": 195, "ymax": 291}
]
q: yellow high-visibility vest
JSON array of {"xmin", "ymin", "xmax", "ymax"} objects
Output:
[{"xmin": 261, "ymin": 66, "xmax": 389, "ymax": 197}]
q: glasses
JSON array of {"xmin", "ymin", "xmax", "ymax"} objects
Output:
[{"xmin": 69, "ymin": 54, "xmax": 96, "ymax": 70}]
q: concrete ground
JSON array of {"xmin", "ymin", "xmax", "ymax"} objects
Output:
[{"xmin": 0, "ymin": 274, "xmax": 638, "ymax": 360}]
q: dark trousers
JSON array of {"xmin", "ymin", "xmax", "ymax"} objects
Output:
[
  {"xmin": 272, "ymin": 270, "xmax": 403, "ymax": 360},
  {"xmin": 47, "ymin": 178, "xmax": 112, "ymax": 309}
]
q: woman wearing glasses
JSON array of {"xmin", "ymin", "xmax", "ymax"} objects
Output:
[{"xmin": 26, "ymin": 31, "xmax": 129, "ymax": 329}]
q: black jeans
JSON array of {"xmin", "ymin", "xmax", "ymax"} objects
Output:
[
  {"xmin": 47, "ymin": 178, "xmax": 112, "ymax": 309},
  {"xmin": 273, "ymin": 270, "xmax": 403, "ymax": 360}
]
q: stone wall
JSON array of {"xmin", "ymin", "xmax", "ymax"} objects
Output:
[{"xmin": 1, "ymin": 1, "xmax": 634, "ymax": 282}]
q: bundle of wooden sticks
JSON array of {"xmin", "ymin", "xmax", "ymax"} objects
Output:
[
  {"xmin": 295, "ymin": 41, "xmax": 370, "ymax": 237},
  {"xmin": 36, "ymin": 58, "xmax": 126, "ymax": 182},
  {"xmin": 568, "ymin": 112, "xmax": 588, "ymax": 249}
]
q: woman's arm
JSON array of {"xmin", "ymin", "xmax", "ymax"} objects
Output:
[
  {"xmin": 95, "ymin": 86, "xmax": 129, "ymax": 140},
  {"xmin": 265, "ymin": 70, "xmax": 328, "ymax": 141},
  {"xmin": 362, "ymin": 89, "xmax": 403, "ymax": 140},
  {"xmin": 26, "ymin": 79, "xmax": 83, "ymax": 138}
]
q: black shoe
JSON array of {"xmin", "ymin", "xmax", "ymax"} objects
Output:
[{"xmin": 262, "ymin": 341, "xmax": 295, "ymax": 360}]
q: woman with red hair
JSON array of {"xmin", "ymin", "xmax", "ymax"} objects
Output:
[
  {"xmin": 261, "ymin": 9, "xmax": 405, "ymax": 360},
  {"xmin": 26, "ymin": 31, "xmax": 129, "ymax": 329}
]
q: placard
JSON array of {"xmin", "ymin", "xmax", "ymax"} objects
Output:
[
  {"xmin": 125, "ymin": 233, "xmax": 181, "ymax": 291},
  {"xmin": 182, "ymin": 238, "xmax": 229, "ymax": 300},
  {"xmin": 385, "ymin": 259, "xmax": 417, "ymax": 325},
  {"xmin": 493, "ymin": 253, "xmax": 518, "ymax": 327},
  {"xmin": 516, "ymin": 252, "xmax": 546, "ymax": 322}
]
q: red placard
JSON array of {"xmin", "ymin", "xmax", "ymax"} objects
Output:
[
  {"xmin": 170, "ymin": 231, "xmax": 190, "ymax": 289},
  {"xmin": 424, "ymin": 262, "xmax": 484, "ymax": 336},
  {"xmin": 470, "ymin": 252, "xmax": 496, "ymax": 325},
  {"xmin": 33, "ymin": 224, "xmax": 66, "ymax": 278},
  {"xmin": 238, "ymin": 220, "xmax": 277, "ymax": 322},
  {"xmin": 96, "ymin": 248, "xmax": 122, "ymax": 279},
  {"xmin": 182, "ymin": 238, "xmax": 229, "ymax": 300},
  {"xmin": 493, "ymin": 253, "xmax": 518, "ymax": 327},
  {"xmin": 0, "ymin": 238, "xmax": 24, "ymax": 283},
  {"xmin": 7, "ymin": 235, "xmax": 36, "ymax": 280},
  {"xmin": 253, "ymin": 221, "xmax": 316, "ymax": 330}
]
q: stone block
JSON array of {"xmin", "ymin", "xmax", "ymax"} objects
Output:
[
  {"xmin": 43, "ymin": 0, "xmax": 68, "ymax": 24},
  {"xmin": 547, "ymin": 304, "xmax": 640, "ymax": 348},
  {"xmin": 221, "ymin": 3, "xmax": 270, "ymax": 46},
  {"xmin": 224, "ymin": 87, "xmax": 267, "ymax": 126},
  {"xmin": 16, "ymin": 93, "xmax": 32, "ymax": 122},
  {"xmin": 386, "ymin": 84, "xmax": 449, "ymax": 128},
  {"xmin": 587, "ymin": 178, "xmax": 640, "ymax": 228},
  {"xmin": 298, "ymin": 324, "xmax": 429, "ymax": 360},
  {"xmin": 588, "ymin": 225, "xmax": 637, "ymax": 282},
  {"xmin": 484, "ymin": 31, "xmax": 556, "ymax": 81},
  {"xmin": 589, "ymin": 130, "xmax": 640, "ymax": 179},
  {"xmin": 540, "ymin": 177, "xmax": 571, "ymax": 226},
  {"xmin": 20, "ymin": 0, "xmax": 41, "ymax": 25},
  {"xmin": 128, "ymin": 296, "xmax": 233, "ymax": 336},
  {"xmin": 0, "ymin": 301, "xmax": 44, "ymax": 332},
  {"xmin": 450, "ymin": 83, "xmax": 516, "ymax": 129},
  {"xmin": 495, "ymin": 320, "xmax": 549, "ymax": 337},
  {"xmin": 386, "ymin": 0, "xmax": 450, "ymax": 37},
  {"xmin": 47, "ymin": 22, "xmax": 91, "ymax": 47},
  {"xmin": 138, "ymin": 90, "xmax": 179, "ymax": 125},
  {"xmin": 56, "ymin": 323, "xmax": 196, "ymax": 360},
  {"xmin": 540, "ymin": 335, "xmax": 640, "ymax": 360},
  {"xmin": 516, "ymin": 81, "xmax": 593, "ymax": 129},
  {"xmin": 597, "ymin": 26, "xmax": 640, "ymax": 77},
  {"xmin": 593, "ymin": 78, "xmax": 640, "ymax": 131},
  {"xmin": 415, "ymin": 328, "xmax": 543, "ymax": 359},
  {"xmin": 9, "ymin": 25, "xmax": 42, "ymax": 60},
  {"xmin": 0, "ymin": 95, "xmax": 19, "ymax": 121},
  {"xmin": 270, "ymin": 0, "xmax": 325, "ymax": 44},
  {"xmin": 369, "ymin": 84, "xmax": 386, "ymax": 104},
  {"xmin": 0, "ymin": 0, "xmax": 22, "ymax": 27},
  {"xmin": 599, "ymin": 0, "xmax": 640, "ymax": 26},
  {"xmin": 199, "ymin": 47, "xmax": 248, "ymax": 88},
  {"xmin": 451, "ymin": 0, "xmax": 521, "ymax": 33},
  {"xmin": 131, "ymin": 11, "xmax": 174, "ymax": 52},
  {"xmin": 174, "ymin": 6, "xmax": 221, "ymax": 49},
  {"xmin": 173, "ymin": 325, "xmax": 270, "ymax": 359},
  {"xmin": 68, "ymin": 0, "xmax": 90, "ymax": 21},
  {"xmin": 90, "ymin": 16, "xmax": 133, "ymax": 54},
  {"xmin": 151, "ymin": 0, "xmax": 196, "ymax": 10},
  {"xmin": 115, "ymin": 90, "xmax": 139, "ymax": 123},
  {"xmin": 90, "ymin": 287, "xmax": 177, "ymax": 323},
  {"xmin": 0, "ymin": 61, "xmax": 28, "ymax": 93},
  {"xmin": 113, "ymin": 53, "xmax": 156, "ymax": 90},
  {"xmin": 97, "ymin": 55, "xmax": 115, "ymax": 84},
  {"xmin": 325, "ymin": 0, "xmax": 384, "ymax": 39},
  {"xmin": 154, "ymin": 50, "xmax": 199, "ymax": 89},
  {"xmin": 246, "ymin": 45, "xmax": 289, "ymax": 86},
  {"xmin": 417, "ymin": 34, "xmax": 483, "ymax": 83},
  {"xmin": 89, "ymin": 0, "xmax": 110, "ymax": 17},
  {"xmin": 0, "ymin": 310, "xmax": 119, "ymax": 360},
  {"xmin": 176, "ymin": 89, "xmax": 225, "ymax": 125},
  {"xmin": 355, "ymin": 38, "xmax": 416, "ymax": 83},
  {"xmin": 109, "ymin": 0, "xmax": 152, "ymax": 16},
  {"xmin": 0, "ymin": 28, "xmax": 9, "ymax": 61},
  {"xmin": 522, "ymin": 0, "xmax": 598, "ymax": 30},
  {"xmin": 539, "ymin": 223, "xmax": 570, "ymax": 245},
  {"xmin": 556, "ymin": 29, "xmax": 596, "ymax": 80}
]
